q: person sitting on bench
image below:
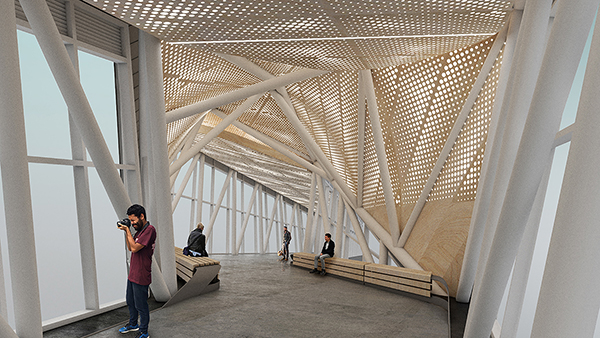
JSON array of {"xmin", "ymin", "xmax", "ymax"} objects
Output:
[
  {"xmin": 310, "ymin": 233, "xmax": 335, "ymax": 276},
  {"xmin": 186, "ymin": 222, "xmax": 208, "ymax": 257}
]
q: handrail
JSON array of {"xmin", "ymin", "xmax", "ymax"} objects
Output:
[{"xmin": 432, "ymin": 275, "xmax": 452, "ymax": 338}]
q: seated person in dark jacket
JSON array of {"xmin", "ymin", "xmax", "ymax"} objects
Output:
[
  {"xmin": 310, "ymin": 233, "xmax": 335, "ymax": 276},
  {"xmin": 186, "ymin": 222, "xmax": 208, "ymax": 257}
]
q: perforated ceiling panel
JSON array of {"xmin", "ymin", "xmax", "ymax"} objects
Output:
[{"xmin": 83, "ymin": 0, "xmax": 512, "ymax": 70}]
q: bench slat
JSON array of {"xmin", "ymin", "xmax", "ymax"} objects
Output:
[
  {"xmin": 365, "ymin": 271, "xmax": 431, "ymax": 290},
  {"xmin": 365, "ymin": 264, "xmax": 431, "ymax": 282},
  {"xmin": 365, "ymin": 276, "xmax": 431, "ymax": 297}
]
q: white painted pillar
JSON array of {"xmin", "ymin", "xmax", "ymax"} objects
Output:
[
  {"xmin": 317, "ymin": 176, "xmax": 332, "ymax": 237},
  {"xmin": 258, "ymin": 185, "xmax": 264, "ymax": 254},
  {"xmin": 19, "ymin": 0, "xmax": 131, "ymax": 215},
  {"xmin": 0, "ymin": 1, "xmax": 42, "ymax": 335},
  {"xmin": 236, "ymin": 183, "xmax": 259, "ymax": 254},
  {"xmin": 138, "ymin": 31, "xmax": 177, "ymax": 296},
  {"xmin": 343, "ymin": 201, "xmax": 374, "ymax": 263},
  {"xmin": 0, "ymin": 315, "xmax": 17, "ymax": 338},
  {"xmin": 360, "ymin": 69, "xmax": 401, "ymax": 244},
  {"xmin": 470, "ymin": 2, "xmax": 552, "ymax": 303},
  {"xmin": 357, "ymin": 71, "xmax": 366, "ymax": 208},
  {"xmin": 205, "ymin": 169, "xmax": 234, "ymax": 240},
  {"xmin": 196, "ymin": 154, "xmax": 205, "ymax": 225},
  {"xmin": 531, "ymin": 6, "xmax": 600, "ymax": 336},
  {"xmin": 463, "ymin": 0, "xmax": 600, "ymax": 336},
  {"xmin": 303, "ymin": 173, "xmax": 317, "ymax": 252},
  {"xmin": 500, "ymin": 151, "xmax": 553, "ymax": 338},
  {"xmin": 264, "ymin": 195, "xmax": 280, "ymax": 253},
  {"xmin": 457, "ymin": 10, "xmax": 523, "ymax": 302},
  {"xmin": 231, "ymin": 171, "xmax": 237, "ymax": 255},
  {"xmin": 335, "ymin": 193, "xmax": 344, "ymax": 252}
]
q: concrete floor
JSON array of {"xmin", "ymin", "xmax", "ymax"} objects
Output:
[{"xmin": 45, "ymin": 254, "xmax": 468, "ymax": 338}]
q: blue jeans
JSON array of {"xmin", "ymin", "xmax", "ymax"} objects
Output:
[
  {"xmin": 283, "ymin": 241, "xmax": 290, "ymax": 258},
  {"xmin": 314, "ymin": 254, "xmax": 331, "ymax": 270},
  {"xmin": 126, "ymin": 280, "xmax": 150, "ymax": 333}
]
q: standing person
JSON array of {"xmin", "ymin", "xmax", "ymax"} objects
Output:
[
  {"xmin": 117, "ymin": 204, "xmax": 156, "ymax": 338},
  {"xmin": 187, "ymin": 222, "xmax": 208, "ymax": 257},
  {"xmin": 281, "ymin": 225, "xmax": 292, "ymax": 261},
  {"xmin": 310, "ymin": 233, "xmax": 335, "ymax": 276}
]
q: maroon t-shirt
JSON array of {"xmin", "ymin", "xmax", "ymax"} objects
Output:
[{"xmin": 128, "ymin": 224, "xmax": 156, "ymax": 285}]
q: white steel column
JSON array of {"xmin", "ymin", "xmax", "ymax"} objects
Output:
[
  {"xmin": 189, "ymin": 158, "xmax": 198, "ymax": 232},
  {"xmin": 531, "ymin": 6, "xmax": 600, "ymax": 336},
  {"xmin": 0, "ymin": 0, "xmax": 42, "ymax": 335},
  {"xmin": 0, "ymin": 315, "xmax": 17, "ymax": 338},
  {"xmin": 317, "ymin": 176, "xmax": 332, "ymax": 237},
  {"xmin": 258, "ymin": 185, "xmax": 264, "ymax": 254},
  {"xmin": 138, "ymin": 31, "xmax": 177, "ymax": 296},
  {"xmin": 464, "ymin": 0, "xmax": 600, "ymax": 336},
  {"xmin": 205, "ymin": 169, "xmax": 234, "ymax": 239},
  {"xmin": 171, "ymin": 153, "xmax": 200, "ymax": 211},
  {"xmin": 343, "ymin": 201, "xmax": 375, "ymax": 263},
  {"xmin": 457, "ymin": 10, "xmax": 523, "ymax": 302},
  {"xmin": 195, "ymin": 154, "xmax": 205, "ymax": 225},
  {"xmin": 399, "ymin": 23, "xmax": 508, "ymax": 248},
  {"xmin": 469, "ymin": 2, "xmax": 552, "ymax": 304},
  {"xmin": 357, "ymin": 72, "xmax": 366, "ymax": 208},
  {"xmin": 500, "ymin": 151, "xmax": 553, "ymax": 338},
  {"xmin": 236, "ymin": 183, "xmax": 259, "ymax": 254},
  {"xmin": 361, "ymin": 70, "xmax": 400, "ymax": 243},
  {"xmin": 303, "ymin": 173, "xmax": 317, "ymax": 252},
  {"xmin": 335, "ymin": 193, "xmax": 344, "ymax": 252},
  {"xmin": 264, "ymin": 195, "xmax": 280, "ymax": 253},
  {"xmin": 65, "ymin": 39, "xmax": 100, "ymax": 312},
  {"xmin": 19, "ymin": 0, "xmax": 131, "ymax": 215},
  {"xmin": 231, "ymin": 171, "xmax": 237, "ymax": 255},
  {"xmin": 293, "ymin": 204, "xmax": 300, "ymax": 252}
]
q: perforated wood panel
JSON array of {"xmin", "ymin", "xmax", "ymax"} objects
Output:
[
  {"xmin": 83, "ymin": 0, "xmax": 511, "ymax": 70},
  {"xmin": 369, "ymin": 36, "xmax": 496, "ymax": 212},
  {"xmin": 430, "ymin": 48, "xmax": 503, "ymax": 201}
]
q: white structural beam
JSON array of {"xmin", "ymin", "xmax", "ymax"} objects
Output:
[
  {"xmin": 169, "ymin": 95, "xmax": 261, "ymax": 175},
  {"xmin": 205, "ymin": 169, "xmax": 234, "ymax": 239},
  {"xmin": 357, "ymin": 75, "xmax": 366, "ymax": 208},
  {"xmin": 19, "ymin": 0, "xmax": 130, "ymax": 216},
  {"xmin": 317, "ymin": 176, "xmax": 333, "ymax": 236},
  {"xmin": 264, "ymin": 195, "xmax": 280, "ymax": 253},
  {"xmin": 258, "ymin": 185, "xmax": 264, "ymax": 254},
  {"xmin": 469, "ymin": 2, "xmax": 552, "ymax": 304},
  {"xmin": 231, "ymin": 171, "xmax": 237, "ymax": 254},
  {"xmin": 335, "ymin": 193, "xmax": 344, "ymax": 250},
  {"xmin": 195, "ymin": 154, "xmax": 205, "ymax": 226},
  {"xmin": 236, "ymin": 183, "xmax": 260, "ymax": 254},
  {"xmin": 343, "ymin": 201, "xmax": 374, "ymax": 263},
  {"xmin": 464, "ymin": 0, "xmax": 599, "ymax": 336},
  {"xmin": 138, "ymin": 31, "xmax": 178, "ymax": 296},
  {"xmin": 165, "ymin": 68, "xmax": 327, "ymax": 123},
  {"xmin": 399, "ymin": 22, "xmax": 508, "ymax": 248},
  {"xmin": 210, "ymin": 109, "xmax": 326, "ymax": 178},
  {"xmin": 360, "ymin": 69, "xmax": 401, "ymax": 244},
  {"xmin": 172, "ymin": 153, "xmax": 200, "ymax": 211},
  {"xmin": 272, "ymin": 92, "xmax": 358, "ymax": 208},
  {"xmin": 457, "ymin": 10, "xmax": 523, "ymax": 302},
  {"xmin": 500, "ymin": 151, "xmax": 553, "ymax": 338},
  {"xmin": 531, "ymin": 7, "xmax": 600, "ymax": 336},
  {"xmin": 0, "ymin": 0, "xmax": 42, "ymax": 335},
  {"xmin": 303, "ymin": 173, "xmax": 317, "ymax": 252}
]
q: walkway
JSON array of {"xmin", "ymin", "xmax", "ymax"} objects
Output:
[{"xmin": 46, "ymin": 254, "xmax": 468, "ymax": 338}]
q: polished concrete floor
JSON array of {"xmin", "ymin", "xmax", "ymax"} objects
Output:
[{"xmin": 45, "ymin": 254, "xmax": 468, "ymax": 338}]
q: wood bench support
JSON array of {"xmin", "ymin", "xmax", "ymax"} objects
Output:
[{"xmin": 164, "ymin": 247, "xmax": 221, "ymax": 307}]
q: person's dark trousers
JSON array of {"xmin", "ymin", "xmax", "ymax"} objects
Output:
[
  {"xmin": 283, "ymin": 242, "xmax": 290, "ymax": 259},
  {"xmin": 126, "ymin": 280, "xmax": 150, "ymax": 334}
]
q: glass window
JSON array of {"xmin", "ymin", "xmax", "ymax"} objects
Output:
[
  {"xmin": 78, "ymin": 51, "xmax": 119, "ymax": 163},
  {"xmin": 18, "ymin": 31, "xmax": 71, "ymax": 159}
]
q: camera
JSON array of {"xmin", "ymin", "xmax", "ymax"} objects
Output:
[{"xmin": 117, "ymin": 218, "xmax": 131, "ymax": 228}]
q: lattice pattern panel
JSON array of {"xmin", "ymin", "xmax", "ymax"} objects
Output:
[
  {"xmin": 83, "ymin": 0, "xmax": 511, "ymax": 70},
  {"xmin": 196, "ymin": 134, "xmax": 312, "ymax": 207},
  {"xmin": 430, "ymin": 48, "xmax": 503, "ymax": 201},
  {"xmin": 370, "ymin": 36, "xmax": 496, "ymax": 208},
  {"xmin": 286, "ymin": 71, "xmax": 360, "ymax": 194},
  {"xmin": 162, "ymin": 42, "xmax": 261, "ymax": 112}
]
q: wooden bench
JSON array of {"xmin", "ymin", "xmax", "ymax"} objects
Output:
[
  {"xmin": 163, "ymin": 247, "xmax": 221, "ymax": 307},
  {"xmin": 291, "ymin": 252, "xmax": 451, "ymax": 338},
  {"xmin": 291, "ymin": 252, "xmax": 367, "ymax": 282}
]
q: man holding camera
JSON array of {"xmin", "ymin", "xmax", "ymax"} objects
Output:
[{"xmin": 117, "ymin": 204, "xmax": 156, "ymax": 338}]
